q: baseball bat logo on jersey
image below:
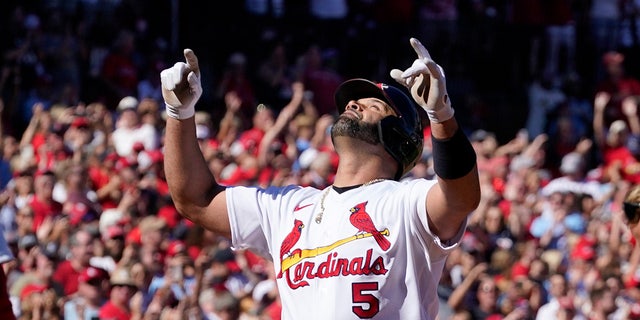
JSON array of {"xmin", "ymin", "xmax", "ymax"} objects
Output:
[
  {"xmin": 277, "ymin": 201, "xmax": 391, "ymax": 289},
  {"xmin": 349, "ymin": 201, "xmax": 391, "ymax": 251}
]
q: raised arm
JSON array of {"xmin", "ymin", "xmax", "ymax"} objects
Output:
[
  {"xmin": 623, "ymin": 96, "xmax": 640, "ymax": 135},
  {"xmin": 257, "ymin": 81, "xmax": 305, "ymax": 168},
  {"xmin": 593, "ymin": 91, "xmax": 610, "ymax": 149},
  {"xmin": 391, "ymin": 38, "xmax": 480, "ymax": 240},
  {"xmin": 161, "ymin": 49, "xmax": 231, "ymax": 238}
]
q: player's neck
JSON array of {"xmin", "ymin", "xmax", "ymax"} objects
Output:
[{"xmin": 333, "ymin": 155, "xmax": 395, "ymax": 187}]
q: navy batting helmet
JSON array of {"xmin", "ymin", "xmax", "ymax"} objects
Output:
[{"xmin": 334, "ymin": 78, "xmax": 425, "ymax": 180}]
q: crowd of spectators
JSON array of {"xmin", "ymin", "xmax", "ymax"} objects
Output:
[{"xmin": 1, "ymin": 0, "xmax": 640, "ymax": 319}]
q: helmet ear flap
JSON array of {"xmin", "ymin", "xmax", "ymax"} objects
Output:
[{"xmin": 378, "ymin": 116, "xmax": 423, "ymax": 180}]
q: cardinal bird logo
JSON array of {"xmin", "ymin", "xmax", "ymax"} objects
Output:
[
  {"xmin": 349, "ymin": 201, "xmax": 391, "ymax": 251},
  {"xmin": 280, "ymin": 219, "xmax": 304, "ymax": 260}
]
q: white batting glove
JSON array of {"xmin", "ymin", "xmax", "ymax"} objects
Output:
[
  {"xmin": 390, "ymin": 38, "xmax": 454, "ymax": 123},
  {"xmin": 160, "ymin": 49, "xmax": 202, "ymax": 120}
]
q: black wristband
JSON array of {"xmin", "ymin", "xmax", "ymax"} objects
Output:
[{"xmin": 431, "ymin": 128, "xmax": 477, "ymax": 179}]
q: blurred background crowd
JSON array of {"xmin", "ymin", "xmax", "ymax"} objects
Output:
[{"xmin": 2, "ymin": 0, "xmax": 640, "ymax": 319}]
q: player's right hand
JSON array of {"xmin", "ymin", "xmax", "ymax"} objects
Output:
[{"xmin": 161, "ymin": 48, "xmax": 202, "ymax": 120}]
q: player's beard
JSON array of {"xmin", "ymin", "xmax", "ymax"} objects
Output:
[{"xmin": 331, "ymin": 116, "xmax": 380, "ymax": 145}]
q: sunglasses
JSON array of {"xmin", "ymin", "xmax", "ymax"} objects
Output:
[{"xmin": 624, "ymin": 202, "xmax": 640, "ymax": 224}]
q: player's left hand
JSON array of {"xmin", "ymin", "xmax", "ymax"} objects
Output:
[{"xmin": 390, "ymin": 38, "xmax": 454, "ymax": 123}]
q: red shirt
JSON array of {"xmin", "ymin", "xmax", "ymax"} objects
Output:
[
  {"xmin": 604, "ymin": 145, "xmax": 640, "ymax": 183},
  {"xmin": 88, "ymin": 166, "xmax": 110, "ymax": 190},
  {"xmin": 237, "ymin": 128, "xmax": 265, "ymax": 156},
  {"xmin": 30, "ymin": 132, "xmax": 46, "ymax": 155},
  {"xmin": 52, "ymin": 260, "xmax": 81, "ymax": 296},
  {"xmin": 88, "ymin": 166, "xmax": 118, "ymax": 209},
  {"xmin": 99, "ymin": 301, "xmax": 131, "ymax": 320},
  {"xmin": 29, "ymin": 195, "xmax": 63, "ymax": 232}
]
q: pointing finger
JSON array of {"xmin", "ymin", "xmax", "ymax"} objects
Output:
[
  {"xmin": 184, "ymin": 48, "xmax": 200, "ymax": 77},
  {"xmin": 410, "ymin": 38, "xmax": 431, "ymax": 61}
]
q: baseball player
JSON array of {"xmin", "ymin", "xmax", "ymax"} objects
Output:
[{"xmin": 161, "ymin": 37, "xmax": 480, "ymax": 319}]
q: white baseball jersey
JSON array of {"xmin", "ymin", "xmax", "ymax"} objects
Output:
[{"xmin": 227, "ymin": 178, "xmax": 467, "ymax": 320}]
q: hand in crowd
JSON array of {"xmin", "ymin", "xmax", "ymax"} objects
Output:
[
  {"xmin": 593, "ymin": 91, "xmax": 611, "ymax": 113},
  {"xmin": 622, "ymin": 96, "xmax": 638, "ymax": 117}
]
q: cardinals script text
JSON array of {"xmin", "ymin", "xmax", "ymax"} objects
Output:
[{"xmin": 281, "ymin": 248, "xmax": 388, "ymax": 289}]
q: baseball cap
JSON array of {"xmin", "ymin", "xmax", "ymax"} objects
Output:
[
  {"xmin": 571, "ymin": 242, "xmax": 595, "ymax": 261},
  {"xmin": 18, "ymin": 234, "xmax": 38, "ymax": 250},
  {"xmin": 79, "ymin": 266, "xmax": 108, "ymax": 284},
  {"xmin": 110, "ymin": 267, "xmax": 137, "ymax": 287},
  {"xmin": 20, "ymin": 283, "xmax": 48, "ymax": 300},
  {"xmin": 118, "ymin": 96, "xmax": 139, "ymax": 111},
  {"xmin": 560, "ymin": 152, "xmax": 585, "ymax": 175},
  {"xmin": 102, "ymin": 225, "xmax": 125, "ymax": 241},
  {"xmin": 166, "ymin": 240, "xmax": 187, "ymax": 257},
  {"xmin": 99, "ymin": 208, "xmax": 124, "ymax": 235}
]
